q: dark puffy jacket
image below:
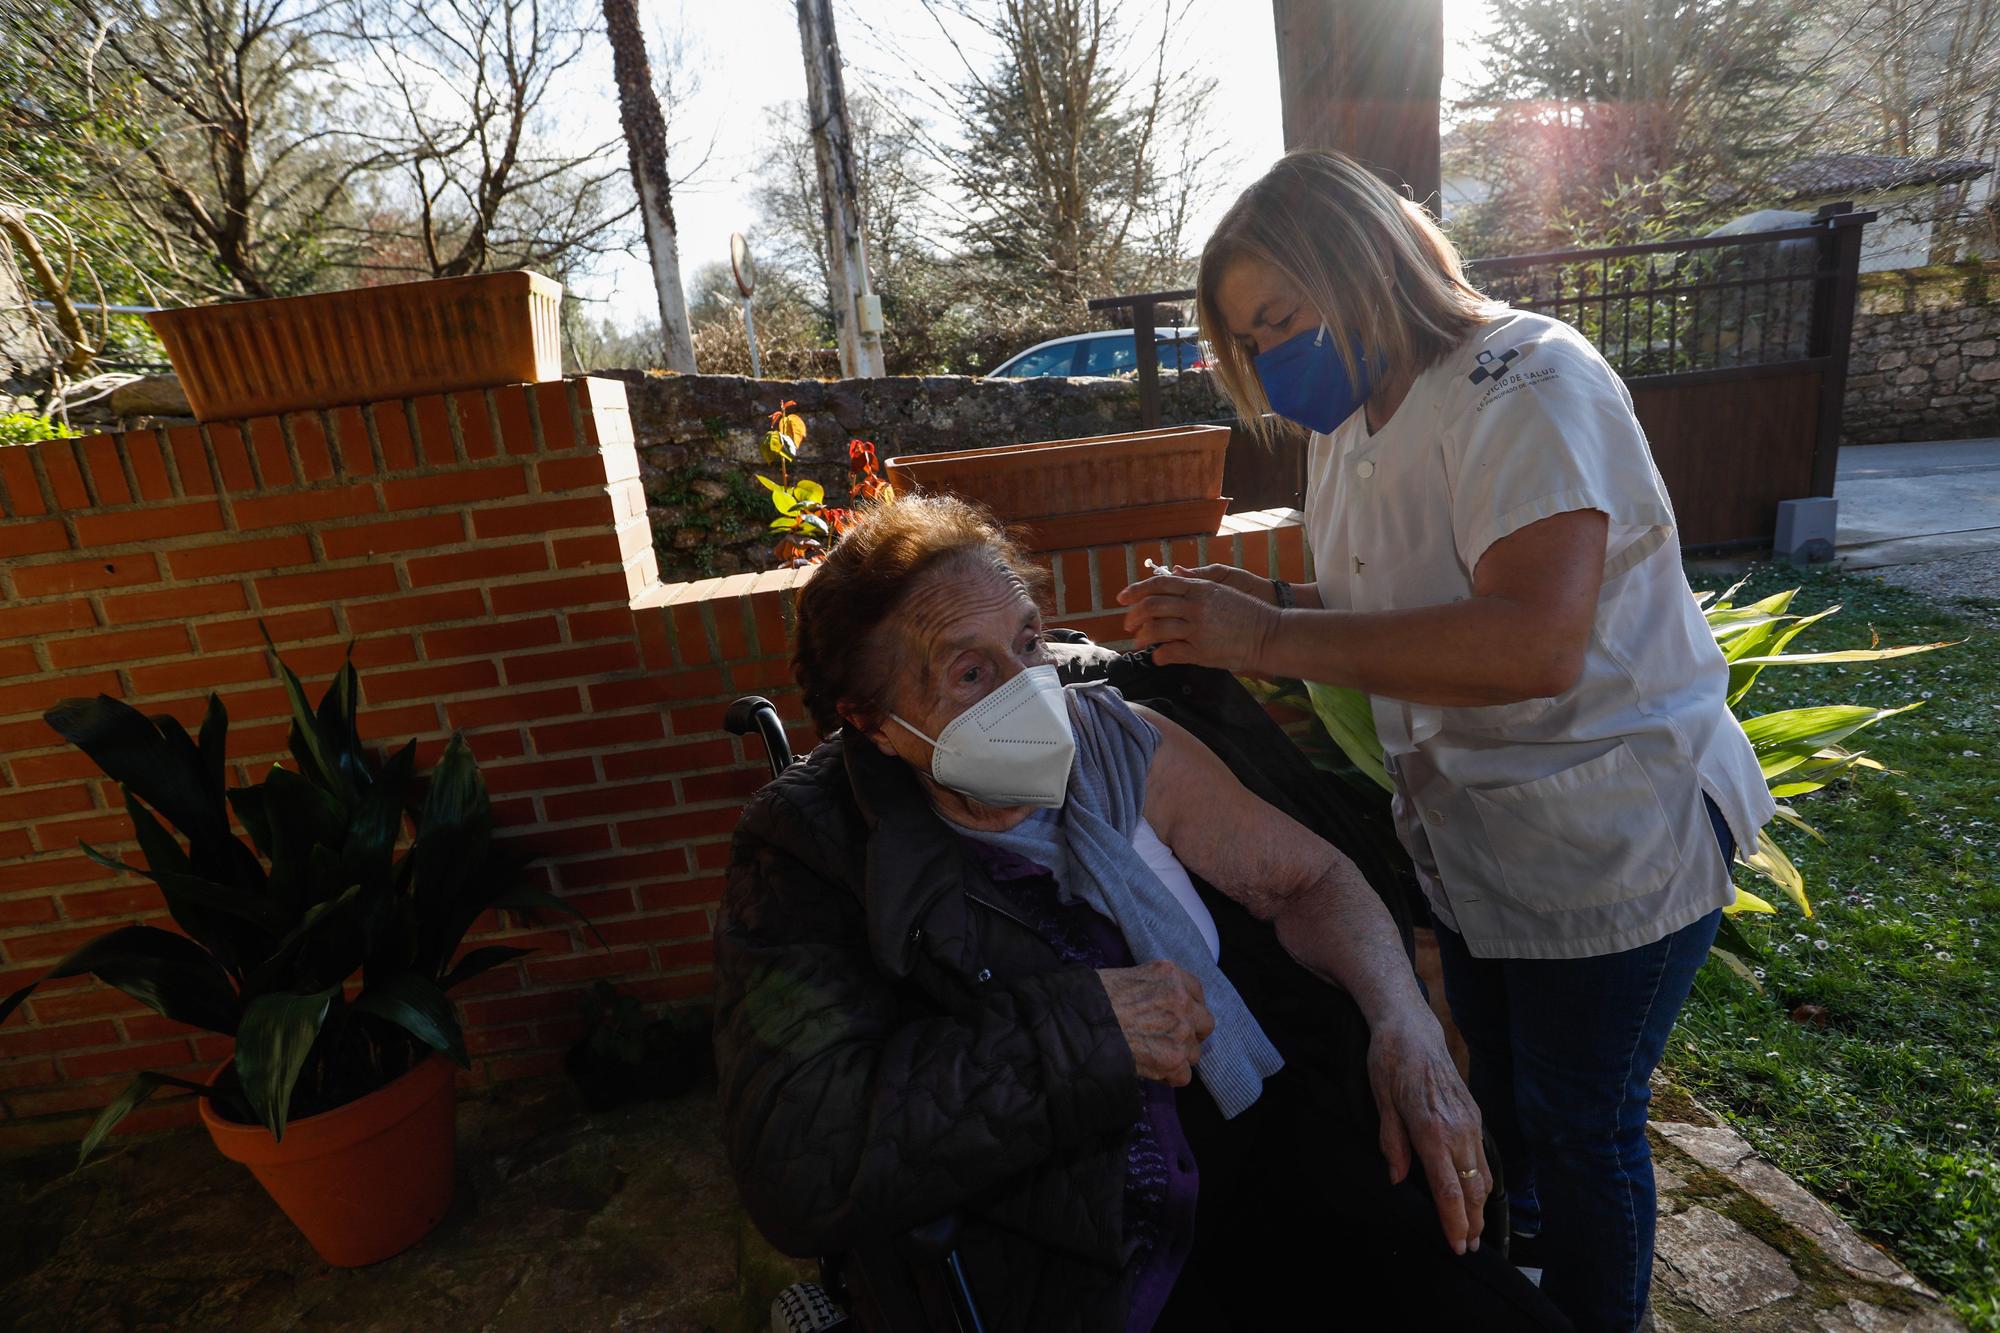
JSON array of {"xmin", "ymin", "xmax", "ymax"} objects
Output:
[{"xmin": 713, "ymin": 650, "xmax": 1413, "ymax": 1332}]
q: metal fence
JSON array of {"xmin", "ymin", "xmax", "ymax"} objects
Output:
[{"xmin": 1463, "ymin": 225, "xmax": 1833, "ymax": 381}]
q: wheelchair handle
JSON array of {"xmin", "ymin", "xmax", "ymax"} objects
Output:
[{"xmin": 724, "ymin": 695, "xmax": 794, "ymax": 780}]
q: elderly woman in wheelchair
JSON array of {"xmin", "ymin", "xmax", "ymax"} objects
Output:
[{"xmin": 715, "ymin": 495, "xmax": 1567, "ymax": 1332}]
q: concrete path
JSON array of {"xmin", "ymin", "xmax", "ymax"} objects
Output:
[{"xmin": 1836, "ymin": 438, "xmax": 2000, "ymax": 571}]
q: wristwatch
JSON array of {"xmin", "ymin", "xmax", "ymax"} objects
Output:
[{"xmin": 1270, "ymin": 578, "xmax": 1295, "ymax": 609}]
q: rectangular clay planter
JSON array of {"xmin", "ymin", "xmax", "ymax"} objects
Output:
[
  {"xmin": 148, "ymin": 270, "xmax": 563, "ymax": 421},
  {"xmin": 885, "ymin": 425, "xmax": 1231, "ymax": 551}
]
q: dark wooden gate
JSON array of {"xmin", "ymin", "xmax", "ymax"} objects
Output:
[{"xmin": 1463, "ymin": 203, "xmax": 1873, "ymax": 549}]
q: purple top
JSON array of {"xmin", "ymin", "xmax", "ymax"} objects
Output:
[{"xmin": 962, "ymin": 839, "xmax": 1199, "ymax": 1333}]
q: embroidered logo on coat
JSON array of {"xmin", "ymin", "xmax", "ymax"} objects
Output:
[{"xmin": 1467, "ymin": 347, "xmax": 1520, "ymax": 384}]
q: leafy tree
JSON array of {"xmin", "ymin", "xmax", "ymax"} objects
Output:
[{"xmin": 1452, "ymin": 0, "xmax": 1814, "ymax": 254}]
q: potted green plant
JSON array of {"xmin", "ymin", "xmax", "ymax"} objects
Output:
[
  {"xmin": 0, "ymin": 641, "xmax": 591, "ymax": 1266},
  {"xmin": 562, "ymin": 981, "xmax": 710, "ymax": 1112}
]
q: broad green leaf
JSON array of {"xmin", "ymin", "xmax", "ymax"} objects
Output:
[
  {"xmin": 1707, "ymin": 611, "xmax": 1788, "ymax": 642},
  {"xmin": 1731, "ymin": 642, "xmax": 1954, "ymax": 667},
  {"xmin": 1303, "ymin": 682, "xmax": 1392, "ymax": 793},
  {"xmin": 411, "ymin": 734, "xmax": 491, "ymax": 963},
  {"xmin": 1708, "ymin": 948, "xmax": 1764, "ymax": 990},
  {"xmin": 1741, "ymin": 827, "xmax": 1811, "ymax": 917},
  {"xmin": 0, "ymin": 924, "xmax": 238, "ymax": 1034},
  {"xmin": 793, "ymin": 478, "xmax": 825, "ymax": 505},
  {"xmin": 770, "ymin": 488, "xmax": 798, "ymax": 515},
  {"xmin": 352, "ymin": 972, "xmax": 467, "ymax": 1067},
  {"xmin": 243, "ymin": 884, "xmax": 363, "ymax": 999},
  {"xmin": 1743, "ymin": 704, "xmax": 1920, "ymax": 779},
  {"xmin": 235, "ymin": 987, "xmax": 336, "ymax": 1139},
  {"xmin": 78, "ymin": 1072, "xmax": 184, "ymax": 1165},
  {"xmin": 339, "ymin": 740, "xmax": 413, "ymax": 899},
  {"xmin": 1712, "ymin": 911, "xmax": 1762, "ymax": 962},
  {"xmin": 1725, "ymin": 606, "xmax": 1837, "ymax": 705},
  {"xmin": 769, "ymin": 514, "xmax": 803, "ymax": 531},
  {"xmin": 42, "ymin": 695, "xmax": 226, "ymax": 846},
  {"xmin": 77, "ymin": 844, "xmax": 290, "ymax": 940},
  {"xmin": 261, "ymin": 764, "xmax": 351, "ymax": 913},
  {"xmin": 441, "ymin": 944, "xmax": 533, "ymax": 991},
  {"xmin": 755, "ymin": 471, "xmax": 785, "ymax": 493},
  {"xmin": 312, "ymin": 655, "xmax": 369, "ymax": 794},
  {"xmin": 1725, "ymin": 885, "xmax": 1777, "ymax": 915},
  {"xmin": 227, "ymin": 785, "xmax": 275, "ymax": 859},
  {"xmin": 261, "ymin": 628, "xmax": 350, "ymax": 812},
  {"xmin": 125, "ymin": 790, "xmax": 192, "ymax": 878},
  {"xmin": 490, "ymin": 883, "xmax": 607, "ymax": 948},
  {"xmin": 197, "ymin": 693, "xmax": 229, "ymax": 805}
]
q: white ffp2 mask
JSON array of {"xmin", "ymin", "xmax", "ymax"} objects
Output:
[{"xmin": 891, "ymin": 664, "xmax": 1076, "ymax": 808}]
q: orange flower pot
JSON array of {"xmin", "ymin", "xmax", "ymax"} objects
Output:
[
  {"xmin": 148, "ymin": 270, "xmax": 562, "ymax": 421},
  {"xmin": 201, "ymin": 1054, "xmax": 458, "ymax": 1267}
]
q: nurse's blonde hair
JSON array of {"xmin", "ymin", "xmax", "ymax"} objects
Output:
[{"xmin": 1196, "ymin": 150, "xmax": 1502, "ymax": 432}]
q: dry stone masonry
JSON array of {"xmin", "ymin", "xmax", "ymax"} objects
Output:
[
  {"xmin": 613, "ymin": 368, "xmax": 1231, "ymax": 579},
  {"xmin": 1845, "ymin": 262, "xmax": 2000, "ymax": 445}
]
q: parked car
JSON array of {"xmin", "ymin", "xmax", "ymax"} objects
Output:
[{"xmin": 987, "ymin": 328, "xmax": 1207, "ymax": 378}]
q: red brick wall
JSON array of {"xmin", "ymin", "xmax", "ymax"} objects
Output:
[{"xmin": 0, "ymin": 373, "xmax": 1309, "ymax": 1148}]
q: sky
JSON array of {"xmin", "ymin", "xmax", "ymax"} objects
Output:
[{"xmin": 569, "ymin": 0, "xmax": 1497, "ymax": 333}]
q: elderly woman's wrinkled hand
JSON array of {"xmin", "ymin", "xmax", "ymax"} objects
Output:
[
  {"xmin": 1366, "ymin": 1017, "xmax": 1491, "ymax": 1256},
  {"xmin": 1116, "ymin": 566, "xmax": 1281, "ymax": 672},
  {"xmin": 1098, "ymin": 959, "xmax": 1215, "ymax": 1087}
]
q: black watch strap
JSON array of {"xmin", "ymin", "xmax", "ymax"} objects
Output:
[{"xmin": 1271, "ymin": 578, "xmax": 1295, "ymax": 609}]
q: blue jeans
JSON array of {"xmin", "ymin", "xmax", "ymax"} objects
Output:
[{"xmin": 1430, "ymin": 799, "xmax": 1732, "ymax": 1333}]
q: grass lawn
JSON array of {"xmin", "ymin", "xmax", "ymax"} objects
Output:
[{"xmin": 1665, "ymin": 561, "xmax": 2000, "ymax": 1330}]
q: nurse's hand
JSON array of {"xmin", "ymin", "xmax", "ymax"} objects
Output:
[
  {"xmin": 1115, "ymin": 566, "xmax": 1280, "ymax": 671},
  {"xmin": 1162, "ymin": 562, "xmax": 1279, "ymax": 603},
  {"xmin": 1367, "ymin": 1016, "xmax": 1491, "ymax": 1255}
]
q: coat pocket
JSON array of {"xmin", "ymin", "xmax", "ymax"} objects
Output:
[{"xmin": 1465, "ymin": 742, "xmax": 1679, "ymax": 913}]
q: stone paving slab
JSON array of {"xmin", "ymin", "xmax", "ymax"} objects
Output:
[
  {"xmin": 1647, "ymin": 1116, "xmax": 1965, "ymax": 1332},
  {"xmin": 0, "ymin": 1077, "xmax": 1967, "ymax": 1331}
]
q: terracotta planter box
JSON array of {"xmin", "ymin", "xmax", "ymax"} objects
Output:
[
  {"xmin": 202, "ymin": 1054, "xmax": 457, "ymax": 1267},
  {"xmin": 885, "ymin": 425, "xmax": 1231, "ymax": 551},
  {"xmin": 148, "ymin": 270, "xmax": 562, "ymax": 421}
]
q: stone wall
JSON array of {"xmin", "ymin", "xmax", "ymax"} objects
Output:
[
  {"xmin": 1845, "ymin": 261, "xmax": 2000, "ymax": 444},
  {"xmin": 610, "ymin": 367, "xmax": 1232, "ymax": 579}
]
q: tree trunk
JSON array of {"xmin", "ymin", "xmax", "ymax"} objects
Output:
[
  {"xmin": 0, "ymin": 207, "xmax": 88, "ymax": 378},
  {"xmin": 1271, "ymin": 0, "xmax": 1443, "ymax": 212},
  {"xmin": 797, "ymin": 0, "xmax": 886, "ymax": 379},
  {"xmin": 0, "ymin": 236, "xmax": 56, "ymax": 399},
  {"xmin": 603, "ymin": 0, "xmax": 697, "ymax": 373}
]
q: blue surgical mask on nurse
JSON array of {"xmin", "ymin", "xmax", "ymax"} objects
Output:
[{"xmin": 1254, "ymin": 324, "xmax": 1375, "ymax": 435}]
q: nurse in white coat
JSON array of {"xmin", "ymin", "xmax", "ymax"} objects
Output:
[{"xmin": 1119, "ymin": 150, "xmax": 1773, "ymax": 1333}]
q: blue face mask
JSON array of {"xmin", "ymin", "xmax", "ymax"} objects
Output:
[{"xmin": 1253, "ymin": 324, "xmax": 1374, "ymax": 434}]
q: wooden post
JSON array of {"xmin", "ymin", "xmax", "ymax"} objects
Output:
[
  {"xmin": 796, "ymin": 0, "xmax": 886, "ymax": 379},
  {"xmin": 1808, "ymin": 202, "xmax": 1870, "ymax": 498},
  {"xmin": 1271, "ymin": 0, "xmax": 1444, "ymax": 211}
]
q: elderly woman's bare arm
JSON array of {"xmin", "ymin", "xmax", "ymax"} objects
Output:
[
  {"xmin": 1131, "ymin": 702, "xmax": 1422, "ymax": 1027},
  {"xmin": 1130, "ymin": 702, "xmax": 1493, "ymax": 1255}
]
